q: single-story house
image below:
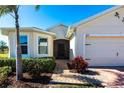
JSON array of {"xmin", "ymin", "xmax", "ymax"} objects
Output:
[
  {"xmin": 1, "ymin": 6, "xmax": 124, "ymax": 66},
  {"xmin": 0, "ymin": 27, "xmax": 56, "ymax": 58},
  {"xmin": 0, "ymin": 25, "xmax": 70, "ymax": 59}
]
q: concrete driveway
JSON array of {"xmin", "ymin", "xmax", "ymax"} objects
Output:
[
  {"xmin": 88, "ymin": 67, "xmax": 124, "ymax": 88},
  {"xmin": 53, "ymin": 60, "xmax": 124, "ymax": 87}
]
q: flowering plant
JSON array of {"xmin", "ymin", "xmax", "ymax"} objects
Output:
[{"xmin": 67, "ymin": 56, "xmax": 88, "ymax": 73}]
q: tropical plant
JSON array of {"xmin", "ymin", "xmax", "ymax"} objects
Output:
[
  {"xmin": 67, "ymin": 56, "xmax": 88, "ymax": 73},
  {"xmin": 0, "ymin": 5, "xmax": 22, "ymax": 80},
  {"xmin": 0, "ymin": 40, "xmax": 8, "ymax": 54},
  {"xmin": 0, "ymin": 5, "xmax": 40, "ymax": 80}
]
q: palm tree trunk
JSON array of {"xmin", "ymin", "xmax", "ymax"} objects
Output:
[{"xmin": 14, "ymin": 7, "xmax": 23, "ymax": 80}]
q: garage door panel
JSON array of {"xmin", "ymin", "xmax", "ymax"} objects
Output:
[
  {"xmin": 88, "ymin": 57, "xmax": 116, "ymax": 66},
  {"xmin": 85, "ymin": 36, "xmax": 124, "ymax": 66},
  {"xmin": 85, "ymin": 44, "xmax": 117, "ymax": 58},
  {"xmin": 87, "ymin": 56, "xmax": 124, "ymax": 66}
]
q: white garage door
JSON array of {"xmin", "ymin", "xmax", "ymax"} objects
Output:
[{"xmin": 85, "ymin": 36, "xmax": 124, "ymax": 66}]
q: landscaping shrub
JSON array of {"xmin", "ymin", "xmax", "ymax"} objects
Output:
[
  {"xmin": 0, "ymin": 57, "xmax": 56, "ymax": 77},
  {"xmin": 67, "ymin": 56, "xmax": 88, "ymax": 73},
  {"xmin": 23, "ymin": 57, "xmax": 56, "ymax": 78},
  {"xmin": 0, "ymin": 58, "xmax": 15, "ymax": 71},
  {"xmin": 0, "ymin": 66, "xmax": 12, "ymax": 86}
]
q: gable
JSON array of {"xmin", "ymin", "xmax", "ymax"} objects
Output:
[
  {"xmin": 75, "ymin": 6, "xmax": 124, "ymax": 34},
  {"xmin": 48, "ymin": 24, "xmax": 68, "ymax": 39},
  {"xmin": 73, "ymin": 6, "xmax": 122, "ymax": 27},
  {"xmin": 79, "ymin": 6, "xmax": 124, "ymax": 27}
]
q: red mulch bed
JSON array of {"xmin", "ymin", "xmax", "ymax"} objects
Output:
[{"xmin": 6, "ymin": 72, "xmax": 53, "ymax": 88}]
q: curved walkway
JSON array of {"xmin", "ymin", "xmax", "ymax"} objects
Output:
[{"xmin": 51, "ymin": 60, "xmax": 124, "ymax": 87}]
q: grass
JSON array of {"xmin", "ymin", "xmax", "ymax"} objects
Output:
[
  {"xmin": 49, "ymin": 83, "xmax": 96, "ymax": 88},
  {"xmin": 59, "ymin": 84, "xmax": 95, "ymax": 88},
  {"xmin": 0, "ymin": 54, "xmax": 8, "ymax": 59}
]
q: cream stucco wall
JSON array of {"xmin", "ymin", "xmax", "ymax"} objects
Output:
[
  {"xmin": 72, "ymin": 6, "xmax": 124, "ymax": 59},
  {"xmin": 77, "ymin": 7, "xmax": 124, "ymax": 34},
  {"xmin": 32, "ymin": 32, "xmax": 53, "ymax": 57},
  {"xmin": 7, "ymin": 30, "xmax": 54, "ymax": 58},
  {"xmin": 8, "ymin": 31, "xmax": 31, "ymax": 58},
  {"xmin": 48, "ymin": 25, "xmax": 68, "ymax": 39}
]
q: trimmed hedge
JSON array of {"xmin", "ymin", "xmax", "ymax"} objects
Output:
[
  {"xmin": 0, "ymin": 57, "xmax": 56, "ymax": 73},
  {"xmin": 0, "ymin": 59, "xmax": 16, "ymax": 71}
]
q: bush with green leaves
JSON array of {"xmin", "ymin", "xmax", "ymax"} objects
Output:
[
  {"xmin": 0, "ymin": 66, "xmax": 12, "ymax": 86},
  {"xmin": 0, "ymin": 59, "xmax": 15, "ymax": 71},
  {"xmin": 0, "ymin": 57, "xmax": 56, "ymax": 77}
]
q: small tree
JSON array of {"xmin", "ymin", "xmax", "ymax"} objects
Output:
[
  {"xmin": 0, "ymin": 40, "xmax": 8, "ymax": 54},
  {"xmin": 0, "ymin": 5, "xmax": 23, "ymax": 80},
  {"xmin": 0, "ymin": 5, "xmax": 40, "ymax": 81}
]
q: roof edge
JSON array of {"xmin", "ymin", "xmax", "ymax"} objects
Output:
[
  {"xmin": 0, "ymin": 27, "xmax": 56, "ymax": 37},
  {"xmin": 47, "ymin": 24, "xmax": 68, "ymax": 31}
]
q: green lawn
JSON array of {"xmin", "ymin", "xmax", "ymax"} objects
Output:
[
  {"xmin": 0, "ymin": 54, "xmax": 8, "ymax": 59},
  {"xmin": 49, "ymin": 83, "xmax": 96, "ymax": 88}
]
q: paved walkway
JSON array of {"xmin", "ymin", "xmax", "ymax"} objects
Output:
[
  {"xmin": 50, "ymin": 60, "xmax": 88, "ymax": 85},
  {"xmin": 50, "ymin": 60, "xmax": 124, "ymax": 87},
  {"xmin": 50, "ymin": 70, "xmax": 88, "ymax": 84},
  {"xmin": 53, "ymin": 60, "xmax": 68, "ymax": 74}
]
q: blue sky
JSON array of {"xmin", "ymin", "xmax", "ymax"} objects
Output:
[
  {"xmin": 0, "ymin": 5, "xmax": 114, "ymax": 44},
  {"xmin": 0, "ymin": 5, "xmax": 114, "ymax": 30}
]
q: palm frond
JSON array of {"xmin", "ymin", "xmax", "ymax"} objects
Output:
[
  {"xmin": 0, "ymin": 5, "xmax": 16, "ymax": 17},
  {"xmin": 35, "ymin": 5, "xmax": 40, "ymax": 11}
]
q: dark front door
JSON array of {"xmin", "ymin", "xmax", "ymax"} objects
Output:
[
  {"xmin": 58, "ymin": 43, "xmax": 65, "ymax": 58},
  {"xmin": 54, "ymin": 39, "xmax": 69, "ymax": 59}
]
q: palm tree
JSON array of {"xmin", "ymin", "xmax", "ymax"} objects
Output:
[
  {"xmin": 0, "ymin": 5, "xmax": 22, "ymax": 80},
  {"xmin": 0, "ymin": 5, "xmax": 40, "ymax": 81}
]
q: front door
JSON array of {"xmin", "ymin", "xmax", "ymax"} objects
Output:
[
  {"xmin": 54, "ymin": 39, "xmax": 69, "ymax": 59},
  {"xmin": 58, "ymin": 43, "xmax": 65, "ymax": 59}
]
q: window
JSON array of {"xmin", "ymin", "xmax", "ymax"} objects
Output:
[
  {"xmin": 38, "ymin": 37, "xmax": 48, "ymax": 54},
  {"xmin": 20, "ymin": 35, "xmax": 28, "ymax": 54}
]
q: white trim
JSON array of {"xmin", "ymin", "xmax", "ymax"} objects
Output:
[
  {"xmin": 86, "ymin": 33, "xmax": 124, "ymax": 36},
  {"xmin": 83, "ymin": 34, "xmax": 86, "ymax": 58},
  {"xmin": 47, "ymin": 24, "xmax": 68, "ymax": 31},
  {"xmin": 37, "ymin": 36, "xmax": 49, "ymax": 57},
  {"xmin": 33, "ymin": 27, "xmax": 56, "ymax": 36},
  {"xmin": 0, "ymin": 27, "xmax": 56, "ymax": 37}
]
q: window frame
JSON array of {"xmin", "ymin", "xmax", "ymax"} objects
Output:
[
  {"xmin": 38, "ymin": 36, "xmax": 48, "ymax": 55},
  {"xmin": 20, "ymin": 35, "xmax": 28, "ymax": 55}
]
